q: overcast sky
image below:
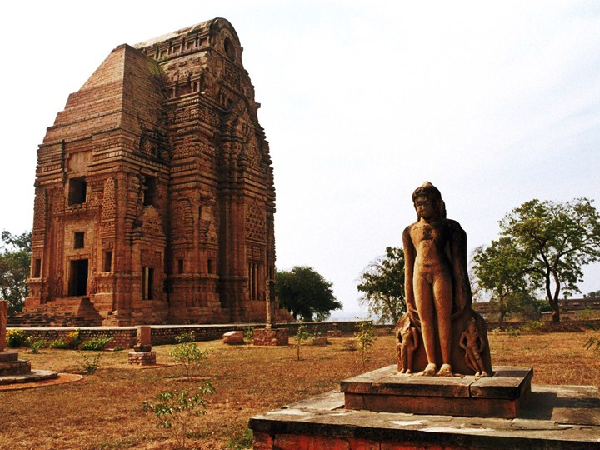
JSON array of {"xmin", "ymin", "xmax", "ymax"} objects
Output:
[{"xmin": 1, "ymin": 1, "xmax": 599, "ymax": 316}]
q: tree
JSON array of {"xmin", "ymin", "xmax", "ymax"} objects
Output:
[
  {"xmin": 276, "ymin": 266, "xmax": 342, "ymax": 321},
  {"xmin": 356, "ymin": 247, "xmax": 405, "ymax": 325},
  {"xmin": 0, "ymin": 230, "xmax": 31, "ymax": 314},
  {"xmin": 486, "ymin": 198, "xmax": 600, "ymax": 322},
  {"xmin": 472, "ymin": 239, "xmax": 537, "ymax": 323}
]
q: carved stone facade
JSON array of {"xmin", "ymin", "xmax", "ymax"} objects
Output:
[{"xmin": 24, "ymin": 18, "xmax": 288, "ymax": 326}]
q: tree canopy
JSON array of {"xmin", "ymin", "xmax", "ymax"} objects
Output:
[
  {"xmin": 356, "ymin": 247, "xmax": 405, "ymax": 325},
  {"xmin": 0, "ymin": 230, "xmax": 31, "ymax": 314},
  {"xmin": 473, "ymin": 198, "xmax": 600, "ymax": 322},
  {"xmin": 472, "ymin": 239, "xmax": 537, "ymax": 323},
  {"xmin": 275, "ymin": 266, "xmax": 342, "ymax": 322}
]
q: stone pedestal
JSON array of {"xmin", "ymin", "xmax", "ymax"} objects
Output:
[
  {"xmin": 128, "ymin": 351, "xmax": 157, "ymax": 366},
  {"xmin": 0, "ymin": 352, "xmax": 32, "ymax": 376},
  {"xmin": 341, "ymin": 365, "xmax": 532, "ymax": 418},
  {"xmin": 253, "ymin": 328, "xmax": 288, "ymax": 346}
]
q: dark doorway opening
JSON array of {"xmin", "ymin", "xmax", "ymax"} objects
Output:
[{"xmin": 69, "ymin": 259, "xmax": 88, "ymax": 296}]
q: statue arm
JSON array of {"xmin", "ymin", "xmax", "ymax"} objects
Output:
[
  {"xmin": 402, "ymin": 227, "xmax": 417, "ymax": 317},
  {"xmin": 450, "ymin": 221, "xmax": 472, "ymax": 312}
]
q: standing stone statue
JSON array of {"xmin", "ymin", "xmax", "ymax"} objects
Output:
[{"xmin": 401, "ymin": 182, "xmax": 492, "ymax": 377}]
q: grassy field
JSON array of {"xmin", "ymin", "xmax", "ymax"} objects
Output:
[{"xmin": 1, "ymin": 330, "xmax": 599, "ymax": 449}]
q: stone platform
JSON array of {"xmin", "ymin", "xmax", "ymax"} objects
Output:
[
  {"xmin": 0, "ymin": 369, "xmax": 58, "ymax": 385},
  {"xmin": 0, "ymin": 351, "xmax": 32, "ymax": 376},
  {"xmin": 341, "ymin": 365, "xmax": 533, "ymax": 418},
  {"xmin": 250, "ymin": 383, "xmax": 600, "ymax": 449}
]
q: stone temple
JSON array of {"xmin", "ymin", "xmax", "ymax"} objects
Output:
[{"xmin": 23, "ymin": 18, "xmax": 289, "ymax": 326}]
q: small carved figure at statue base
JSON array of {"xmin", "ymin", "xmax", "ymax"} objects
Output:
[
  {"xmin": 460, "ymin": 317, "xmax": 488, "ymax": 377},
  {"xmin": 396, "ymin": 315, "xmax": 418, "ymax": 374}
]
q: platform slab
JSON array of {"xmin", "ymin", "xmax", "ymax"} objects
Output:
[{"xmin": 250, "ymin": 384, "xmax": 600, "ymax": 450}]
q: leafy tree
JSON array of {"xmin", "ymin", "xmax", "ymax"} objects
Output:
[
  {"xmin": 356, "ymin": 247, "xmax": 405, "ymax": 324},
  {"xmin": 586, "ymin": 290, "xmax": 600, "ymax": 298},
  {"xmin": 472, "ymin": 239, "xmax": 537, "ymax": 324},
  {"xmin": 0, "ymin": 231, "xmax": 32, "ymax": 314},
  {"xmin": 484, "ymin": 198, "xmax": 600, "ymax": 322},
  {"xmin": 276, "ymin": 266, "xmax": 342, "ymax": 322}
]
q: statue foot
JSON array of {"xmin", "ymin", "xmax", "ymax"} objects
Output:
[
  {"xmin": 422, "ymin": 363, "xmax": 437, "ymax": 376},
  {"xmin": 481, "ymin": 371, "xmax": 488, "ymax": 377},
  {"xmin": 437, "ymin": 364, "xmax": 453, "ymax": 377}
]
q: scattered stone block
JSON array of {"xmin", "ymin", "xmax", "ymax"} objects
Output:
[
  {"xmin": 253, "ymin": 328, "xmax": 288, "ymax": 346},
  {"xmin": 311, "ymin": 336, "xmax": 328, "ymax": 346},
  {"xmin": 222, "ymin": 331, "xmax": 244, "ymax": 345}
]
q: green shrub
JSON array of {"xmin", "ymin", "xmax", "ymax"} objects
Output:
[
  {"xmin": 294, "ymin": 325, "xmax": 310, "ymax": 361},
  {"xmin": 169, "ymin": 342, "xmax": 209, "ymax": 380},
  {"xmin": 26, "ymin": 337, "xmax": 46, "ymax": 354},
  {"xmin": 48, "ymin": 339, "xmax": 69, "ymax": 349},
  {"xmin": 243, "ymin": 327, "xmax": 253, "ymax": 344},
  {"xmin": 67, "ymin": 328, "xmax": 82, "ymax": 349},
  {"xmin": 143, "ymin": 383, "xmax": 215, "ymax": 449},
  {"xmin": 227, "ymin": 428, "xmax": 253, "ymax": 449},
  {"xmin": 80, "ymin": 337, "xmax": 113, "ymax": 351},
  {"xmin": 6, "ymin": 329, "xmax": 27, "ymax": 347},
  {"xmin": 175, "ymin": 331, "xmax": 195, "ymax": 343},
  {"xmin": 355, "ymin": 321, "xmax": 376, "ymax": 369},
  {"xmin": 506, "ymin": 325, "xmax": 521, "ymax": 338},
  {"xmin": 79, "ymin": 352, "xmax": 102, "ymax": 374},
  {"xmin": 523, "ymin": 321, "xmax": 544, "ymax": 333}
]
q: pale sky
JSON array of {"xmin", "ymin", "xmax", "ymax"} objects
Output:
[{"xmin": 1, "ymin": 1, "xmax": 599, "ymax": 316}]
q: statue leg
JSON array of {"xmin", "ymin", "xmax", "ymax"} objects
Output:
[
  {"xmin": 414, "ymin": 273, "xmax": 436, "ymax": 375},
  {"xmin": 433, "ymin": 271, "xmax": 453, "ymax": 376}
]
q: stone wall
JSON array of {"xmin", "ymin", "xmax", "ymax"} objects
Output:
[{"xmin": 5, "ymin": 322, "xmax": 367, "ymax": 348}]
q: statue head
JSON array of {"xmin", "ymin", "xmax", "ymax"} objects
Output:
[{"xmin": 412, "ymin": 182, "xmax": 446, "ymax": 221}]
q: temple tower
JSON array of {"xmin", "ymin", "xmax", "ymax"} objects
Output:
[{"xmin": 24, "ymin": 18, "xmax": 283, "ymax": 326}]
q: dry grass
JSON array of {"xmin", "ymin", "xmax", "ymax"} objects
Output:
[{"xmin": 1, "ymin": 330, "xmax": 599, "ymax": 449}]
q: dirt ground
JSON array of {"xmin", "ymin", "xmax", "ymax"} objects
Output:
[{"xmin": 1, "ymin": 330, "xmax": 599, "ymax": 449}]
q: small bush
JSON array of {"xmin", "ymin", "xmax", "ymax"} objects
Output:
[
  {"xmin": 355, "ymin": 321, "xmax": 376, "ymax": 370},
  {"xmin": 143, "ymin": 383, "xmax": 215, "ymax": 449},
  {"xmin": 506, "ymin": 326, "xmax": 521, "ymax": 338},
  {"xmin": 6, "ymin": 329, "xmax": 27, "ymax": 347},
  {"xmin": 79, "ymin": 352, "xmax": 102, "ymax": 374},
  {"xmin": 523, "ymin": 321, "xmax": 544, "ymax": 333},
  {"xmin": 67, "ymin": 328, "xmax": 82, "ymax": 349},
  {"xmin": 294, "ymin": 325, "xmax": 310, "ymax": 361},
  {"xmin": 80, "ymin": 337, "xmax": 113, "ymax": 351},
  {"xmin": 169, "ymin": 342, "xmax": 209, "ymax": 380},
  {"xmin": 227, "ymin": 428, "xmax": 253, "ymax": 449},
  {"xmin": 26, "ymin": 337, "xmax": 46, "ymax": 354},
  {"xmin": 243, "ymin": 327, "xmax": 253, "ymax": 344},
  {"xmin": 48, "ymin": 339, "xmax": 69, "ymax": 349},
  {"xmin": 175, "ymin": 331, "xmax": 195, "ymax": 344}
]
